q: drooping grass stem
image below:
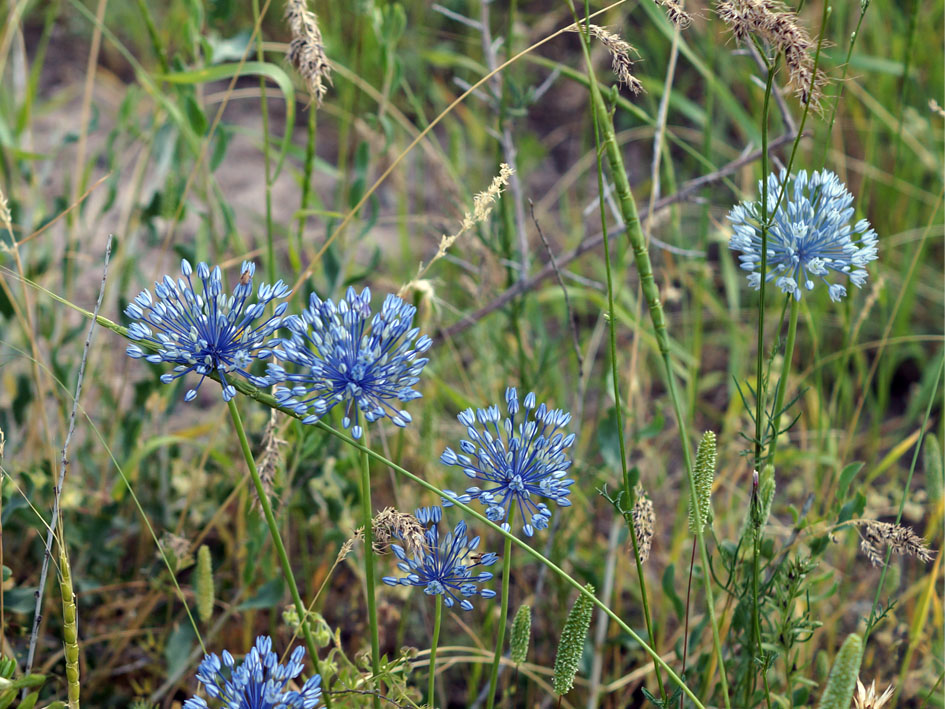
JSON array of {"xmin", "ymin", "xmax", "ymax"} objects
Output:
[
  {"xmin": 358, "ymin": 424, "xmax": 383, "ymax": 709},
  {"xmin": 428, "ymin": 594, "xmax": 443, "ymax": 708},
  {"xmin": 569, "ymin": 6, "xmax": 731, "ymax": 706},
  {"xmin": 225, "ymin": 398, "xmax": 331, "ymax": 708},
  {"xmin": 485, "ymin": 509, "xmax": 514, "ymax": 709}
]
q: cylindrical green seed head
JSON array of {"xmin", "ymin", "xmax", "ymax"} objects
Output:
[
  {"xmin": 59, "ymin": 546, "xmax": 80, "ymax": 708},
  {"xmin": 552, "ymin": 584, "xmax": 595, "ymax": 697},
  {"xmin": 195, "ymin": 545, "xmax": 214, "ymax": 624},
  {"xmin": 688, "ymin": 431, "xmax": 717, "ymax": 534},
  {"xmin": 924, "ymin": 434, "xmax": 943, "ymax": 505},
  {"xmin": 510, "ymin": 604, "xmax": 532, "ymax": 665},
  {"xmin": 817, "ymin": 633, "xmax": 862, "ymax": 709}
]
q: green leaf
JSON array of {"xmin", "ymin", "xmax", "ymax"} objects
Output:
[
  {"xmin": 836, "ymin": 461, "xmax": 864, "ymax": 501},
  {"xmin": 155, "ymin": 62, "xmax": 295, "ymax": 180}
]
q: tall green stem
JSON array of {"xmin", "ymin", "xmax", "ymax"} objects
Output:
[
  {"xmin": 225, "ymin": 398, "xmax": 331, "ymax": 708},
  {"xmin": 588, "ymin": 54, "xmax": 667, "ymax": 703},
  {"xmin": 570, "ymin": 9, "xmax": 731, "ymax": 705},
  {"xmin": 486, "ymin": 509, "xmax": 514, "ymax": 709},
  {"xmin": 250, "ymin": 0, "xmax": 275, "ymax": 284},
  {"xmin": 767, "ymin": 298, "xmax": 800, "ymax": 464},
  {"xmin": 358, "ymin": 426, "xmax": 382, "ymax": 709},
  {"xmin": 428, "ymin": 594, "xmax": 443, "ymax": 708}
]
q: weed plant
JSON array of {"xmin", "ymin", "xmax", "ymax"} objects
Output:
[{"xmin": 0, "ymin": 0, "xmax": 942, "ymax": 707}]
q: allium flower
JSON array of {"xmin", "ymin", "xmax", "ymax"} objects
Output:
[
  {"xmin": 267, "ymin": 287, "xmax": 431, "ymax": 439},
  {"xmin": 441, "ymin": 387, "xmax": 575, "ymax": 537},
  {"xmin": 381, "ymin": 506, "xmax": 498, "ymax": 611},
  {"xmin": 125, "ymin": 260, "xmax": 289, "ymax": 401},
  {"xmin": 183, "ymin": 635, "xmax": 322, "ymax": 709},
  {"xmin": 728, "ymin": 169, "xmax": 878, "ymax": 302}
]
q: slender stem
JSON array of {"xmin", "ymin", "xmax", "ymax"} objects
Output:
[
  {"xmin": 225, "ymin": 398, "xmax": 331, "ymax": 707},
  {"xmin": 428, "ymin": 594, "xmax": 443, "ymax": 708},
  {"xmin": 358, "ymin": 426, "xmax": 382, "ymax": 709},
  {"xmin": 767, "ymin": 298, "xmax": 800, "ymax": 464},
  {"xmin": 587, "ymin": 42, "xmax": 666, "ymax": 702},
  {"xmin": 569, "ymin": 8, "xmax": 731, "ymax": 705},
  {"xmin": 486, "ymin": 509, "xmax": 514, "ymax": 709}
]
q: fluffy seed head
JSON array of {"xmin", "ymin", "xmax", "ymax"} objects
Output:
[
  {"xmin": 285, "ymin": 0, "xmax": 332, "ymax": 106},
  {"xmin": 631, "ymin": 484, "xmax": 655, "ymax": 563},
  {"xmin": 566, "ymin": 23, "xmax": 643, "ymax": 94}
]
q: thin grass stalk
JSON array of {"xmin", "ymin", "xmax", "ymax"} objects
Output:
[
  {"xmin": 569, "ymin": 6, "xmax": 730, "ymax": 705},
  {"xmin": 586, "ymin": 33, "xmax": 667, "ymax": 700},
  {"xmin": 428, "ymin": 594, "xmax": 442, "ymax": 708},
  {"xmin": 24, "ymin": 290, "xmax": 707, "ymax": 708},
  {"xmin": 225, "ymin": 398, "xmax": 330, "ymax": 706},
  {"xmin": 766, "ymin": 298, "xmax": 800, "ymax": 464},
  {"xmin": 357, "ymin": 424, "xmax": 382, "ymax": 709},
  {"xmin": 485, "ymin": 508, "xmax": 515, "ymax": 709},
  {"xmin": 292, "ymin": 107, "xmax": 318, "ymax": 273},
  {"xmin": 251, "ymin": 0, "xmax": 276, "ymax": 284},
  {"xmin": 863, "ymin": 355, "xmax": 944, "ymax": 648}
]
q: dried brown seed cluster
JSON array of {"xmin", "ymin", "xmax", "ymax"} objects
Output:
[
  {"xmin": 856, "ymin": 520, "xmax": 935, "ymax": 566},
  {"xmin": 654, "ymin": 0, "xmax": 693, "ymax": 29},
  {"xmin": 716, "ymin": 0, "xmax": 827, "ymax": 109},
  {"xmin": 372, "ymin": 507, "xmax": 428, "ymax": 558},
  {"xmin": 285, "ymin": 0, "xmax": 332, "ymax": 106},
  {"xmin": 566, "ymin": 24, "xmax": 643, "ymax": 94},
  {"xmin": 631, "ymin": 484, "xmax": 655, "ymax": 563},
  {"xmin": 257, "ymin": 409, "xmax": 287, "ymax": 497}
]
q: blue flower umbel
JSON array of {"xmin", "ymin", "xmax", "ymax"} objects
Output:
[
  {"xmin": 441, "ymin": 388, "xmax": 576, "ymax": 537},
  {"xmin": 382, "ymin": 506, "xmax": 498, "ymax": 611},
  {"xmin": 728, "ymin": 169, "xmax": 878, "ymax": 302},
  {"xmin": 125, "ymin": 260, "xmax": 289, "ymax": 401},
  {"xmin": 183, "ymin": 635, "xmax": 322, "ymax": 709},
  {"xmin": 267, "ymin": 287, "xmax": 431, "ymax": 439}
]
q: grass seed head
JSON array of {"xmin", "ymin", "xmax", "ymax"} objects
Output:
[
  {"xmin": 566, "ymin": 24, "xmax": 643, "ymax": 94},
  {"xmin": 654, "ymin": 0, "xmax": 693, "ymax": 28},
  {"xmin": 285, "ymin": 0, "xmax": 332, "ymax": 106},
  {"xmin": 372, "ymin": 506, "xmax": 428, "ymax": 557},
  {"xmin": 631, "ymin": 484, "xmax": 655, "ymax": 563},
  {"xmin": 853, "ymin": 678, "xmax": 894, "ymax": 709},
  {"xmin": 856, "ymin": 520, "xmax": 935, "ymax": 566}
]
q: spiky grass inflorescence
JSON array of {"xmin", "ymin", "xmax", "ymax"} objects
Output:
[
  {"xmin": 565, "ymin": 24, "xmax": 643, "ymax": 94},
  {"xmin": 631, "ymin": 484, "xmax": 655, "ymax": 563},
  {"xmin": 510, "ymin": 604, "xmax": 532, "ymax": 665},
  {"xmin": 855, "ymin": 520, "xmax": 935, "ymax": 566},
  {"xmin": 653, "ymin": 0, "xmax": 693, "ymax": 28},
  {"xmin": 688, "ymin": 431, "xmax": 717, "ymax": 534},
  {"xmin": 817, "ymin": 633, "xmax": 863, "ymax": 709},
  {"xmin": 400, "ymin": 164, "xmax": 513, "ymax": 297},
  {"xmin": 257, "ymin": 409, "xmax": 287, "ymax": 500},
  {"xmin": 853, "ymin": 678, "xmax": 895, "ymax": 709},
  {"xmin": 552, "ymin": 584, "xmax": 595, "ymax": 697},
  {"xmin": 372, "ymin": 506, "xmax": 427, "ymax": 558},
  {"xmin": 285, "ymin": 0, "xmax": 332, "ymax": 106},
  {"xmin": 716, "ymin": 0, "xmax": 827, "ymax": 108},
  {"xmin": 0, "ymin": 187, "xmax": 10, "ymax": 230},
  {"xmin": 59, "ymin": 545, "xmax": 79, "ymax": 708},
  {"xmin": 748, "ymin": 464, "xmax": 776, "ymax": 542},
  {"xmin": 195, "ymin": 545, "xmax": 214, "ymax": 624}
]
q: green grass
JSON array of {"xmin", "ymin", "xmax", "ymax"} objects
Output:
[{"xmin": 0, "ymin": 0, "xmax": 942, "ymax": 707}]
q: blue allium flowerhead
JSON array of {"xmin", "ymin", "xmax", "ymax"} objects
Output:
[
  {"xmin": 441, "ymin": 387, "xmax": 576, "ymax": 537},
  {"xmin": 728, "ymin": 169, "xmax": 878, "ymax": 302},
  {"xmin": 381, "ymin": 506, "xmax": 498, "ymax": 611},
  {"xmin": 182, "ymin": 635, "xmax": 322, "ymax": 709},
  {"xmin": 125, "ymin": 260, "xmax": 289, "ymax": 401},
  {"xmin": 266, "ymin": 287, "xmax": 432, "ymax": 439}
]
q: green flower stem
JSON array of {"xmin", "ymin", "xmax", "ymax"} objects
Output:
[
  {"xmin": 428, "ymin": 594, "xmax": 442, "ymax": 708},
  {"xmin": 34, "ymin": 296, "xmax": 706, "ymax": 709},
  {"xmin": 588, "ymin": 44, "xmax": 667, "ymax": 702},
  {"xmin": 358, "ymin": 426, "xmax": 382, "ymax": 709},
  {"xmin": 225, "ymin": 398, "xmax": 331, "ymax": 708},
  {"xmin": 486, "ymin": 509, "xmax": 514, "ymax": 709},
  {"xmin": 767, "ymin": 297, "xmax": 800, "ymax": 464},
  {"xmin": 570, "ymin": 10, "xmax": 731, "ymax": 706},
  {"xmin": 250, "ymin": 0, "xmax": 275, "ymax": 285}
]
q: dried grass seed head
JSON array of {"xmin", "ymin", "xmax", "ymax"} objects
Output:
[
  {"xmin": 285, "ymin": 0, "xmax": 332, "ymax": 106},
  {"xmin": 853, "ymin": 678, "xmax": 894, "ymax": 709},
  {"xmin": 856, "ymin": 520, "xmax": 935, "ymax": 566},
  {"xmin": 716, "ymin": 0, "xmax": 827, "ymax": 109},
  {"xmin": 566, "ymin": 23, "xmax": 643, "ymax": 94},
  {"xmin": 654, "ymin": 0, "xmax": 693, "ymax": 29},
  {"xmin": 631, "ymin": 484, "xmax": 655, "ymax": 563},
  {"xmin": 372, "ymin": 506, "xmax": 428, "ymax": 557}
]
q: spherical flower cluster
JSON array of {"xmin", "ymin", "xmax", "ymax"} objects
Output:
[
  {"xmin": 728, "ymin": 169, "xmax": 878, "ymax": 302},
  {"xmin": 382, "ymin": 506, "xmax": 498, "ymax": 611},
  {"xmin": 266, "ymin": 287, "xmax": 431, "ymax": 438},
  {"xmin": 183, "ymin": 635, "xmax": 322, "ymax": 709},
  {"xmin": 441, "ymin": 387, "xmax": 575, "ymax": 537},
  {"xmin": 125, "ymin": 260, "xmax": 289, "ymax": 401}
]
